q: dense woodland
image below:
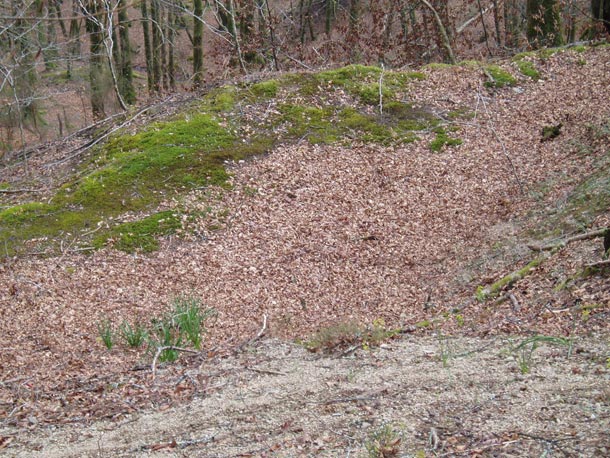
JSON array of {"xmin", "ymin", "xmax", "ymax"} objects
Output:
[{"xmin": 0, "ymin": 0, "xmax": 609, "ymax": 153}]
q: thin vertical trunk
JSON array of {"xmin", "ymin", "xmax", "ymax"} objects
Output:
[
  {"xmin": 492, "ymin": 0, "xmax": 502, "ymax": 46},
  {"xmin": 167, "ymin": 5, "xmax": 175, "ymax": 91},
  {"xmin": 151, "ymin": 0, "xmax": 162, "ymax": 92},
  {"xmin": 193, "ymin": 0, "xmax": 204, "ymax": 87},
  {"xmin": 420, "ymin": 0, "xmax": 456, "ymax": 64},
  {"xmin": 85, "ymin": 0, "xmax": 105, "ymax": 119},
  {"xmin": 477, "ymin": 0, "xmax": 492, "ymax": 54},
  {"xmin": 118, "ymin": 0, "xmax": 135, "ymax": 103},
  {"xmin": 67, "ymin": 0, "xmax": 81, "ymax": 79},
  {"xmin": 325, "ymin": 0, "xmax": 336, "ymax": 36},
  {"xmin": 141, "ymin": 0, "xmax": 154, "ymax": 92}
]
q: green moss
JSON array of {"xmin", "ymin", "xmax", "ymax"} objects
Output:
[
  {"xmin": 201, "ymin": 86, "xmax": 236, "ymax": 112},
  {"xmin": 512, "ymin": 51, "xmax": 536, "ymax": 61},
  {"xmin": 357, "ymin": 82, "xmax": 393, "ymax": 105},
  {"xmin": 476, "ymin": 257, "xmax": 545, "ymax": 302},
  {"xmin": 572, "ymin": 45, "xmax": 587, "ymax": 53},
  {"xmin": 0, "ymin": 111, "xmax": 245, "ymax": 255},
  {"xmin": 484, "ymin": 65, "xmax": 517, "ymax": 88},
  {"xmin": 93, "ymin": 211, "xmax": 181, "ymax": 253},
  {"xmin": 459, "ymin": 59, "xmax": 482, "ymax": 68},
  {"xmin": 415, "ymin": 320, "xmax": 431, "ymax": 328},
  {"xmin": 317, "ymin": 64, "xmax": 382, "ymax": 85},
  {"xmin": 250, "ymin": 80, "xmax": 279, "ymax": 98},
  {"xmin": 516, "ymin": 60, "xmax": 541, "ymax": 80},
  {"xmin": 538, "ymin": 47, "xmax": 561, "ymax": 59},
  {"xmin": 424, "ymin": 63, "xmax": 454, "ymax": 70},
  {"xmin": 430, "ymin": 130, "xmax": 462, "ymax": 152},
  {"xmin": 0, "ymin": 202, "xmax": 56, "ymax": 224},
  {"xmin": 278, "ymin": 104, "xmax": 340, "ymax": 144},
  {"xmin": 447, "ymin": 107, "xmax": 475, "ymax": 120}
]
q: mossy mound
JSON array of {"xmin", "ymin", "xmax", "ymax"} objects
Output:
[{"xmin": 1, "ymin": 64, "xmax": 456, "ymax": 256}]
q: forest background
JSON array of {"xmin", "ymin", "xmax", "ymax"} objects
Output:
[{"xmin": 1, "ymin": 0, "xmax": 610, "ymax": 156}]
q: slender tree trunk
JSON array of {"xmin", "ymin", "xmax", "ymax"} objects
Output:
[
  {"xmin": 85, "ymin": 0, "xmax": 105, "ymax": 119},
  {"xmin": 492, "ymin": 0, "xmax": 502, "ymax": 46},
  {"xmin": 117, "ymin": 0, "xmax": 135, "ymax": 103},
  {"xmin": 420, "ymin": 0, "xmax": 456, "ymax": 64},
  {"xmin": 262, "ymin": 0, "xmax": 279, "ymax": 70},
  {"xmin": 227, "ymin": 0, "xmax": 247, "ymax": 72},
  {"xmin": 325, "ymin": 0, "xmax": 336, "ymax": 36},
  {"xmin": 592, "ymin": 0, "xmax": 610, "ymax": 34},
  {"xmin": 477, "ymin": 0, "xmax": 492, "ymax": 54},
  {"xmin": 167, "ymin": 5, "xmax": 175, "ymax": 91},
  {"xmin": 141, "ymin": 0, "xmax": 154, "ymax": 93},
  {"xmin": 151, "ymin": 0, "xmax": 162, "ymax": 92},
  {"xmin": 67, "ymin": 0, "xmax": 81, "ymax": 79},
  {"xmin": 193, "ymin": 0, "xmax": 204, "ymax": 87}
]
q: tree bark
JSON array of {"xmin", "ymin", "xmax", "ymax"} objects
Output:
[
  {"xmin": 117, "ymin": 0, "xmax": 135, "ymax": 104},
  {"xmin": 192, "ymin": 0, "xmax": 204, "ymax": 87},
  {"xmin": 526, "ymin": 0, "xmax": 563, "ymax": 47},
  {"xmin": 84, "ymin": 0, "xmax": 106, "ymax": 119}
]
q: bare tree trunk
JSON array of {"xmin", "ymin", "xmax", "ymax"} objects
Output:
[
  {"xmin": 227, "ymin": 0, "xmax": 247, "ymax": 73},
  {"xmin": 141, "ymin": 0, "xmax": 154, "ymax": 93},
  {"xmin": 420, "ymin": 0, "xmax": 456, "ymax": 64},
  {"xmin": 151, "ymin": 0, "xmax": 162, "ymax": 92},
  {"xmin": 492, "ymin": 0, "xmax": 502, "ymax": 45},
  {"xmin": 193, "ymin": 0, "xmax": 204, "ymax": 87},
  {"xmin": 84, "ymin": 0, "xmax": 105, "ymax": 119},
  {"xmin": 117, "ymin": 0, "xmax": 135, "ymax": 104}
]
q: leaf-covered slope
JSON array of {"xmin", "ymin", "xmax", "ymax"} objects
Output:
[{"xmin": 0, "ymin": 45, "xmax": 609, "ymax": 429}]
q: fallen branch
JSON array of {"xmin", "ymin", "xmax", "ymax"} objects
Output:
[
  {"xmin": 456, "ymin": 0, "xmax": 502, "ymax": 34},
  {"xmin": 0, "ymin": 188, "xmax": 47, "ymax": 194},
  {"xmin": 46, "ymin": 104, "xmax": 155, "ymax": 168},
  {"xmin": 151, "ymin": 346, "xmax": 200, "ymax": 381},
  {"xmin": 528, "ymin": 228, "xmax": 608, "ymax": 251},
  {"xmin": 585, "ymin": 259, "xmax": 610, "ymax": 269},
  {"xmin": 247, "ymin": 366, "xmax": 286, "ymax": 376},
  {"xmin": 234, "ymin": 314, "xmax": 268, "ymax": 353},
  {"xmin": 476, "ymin": 255, "xmax": 548, "ymax": 302}
]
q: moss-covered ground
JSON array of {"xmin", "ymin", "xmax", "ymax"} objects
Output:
[{"xmin": 1, "ymin": 64, "xmax": 460, "ymax": 256}]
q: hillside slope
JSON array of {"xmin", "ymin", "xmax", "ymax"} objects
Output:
[{"xmin": 1, "ymin": 45, "xmax": 609, "ymax": 455}]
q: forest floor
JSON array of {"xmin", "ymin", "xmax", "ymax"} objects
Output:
[{"xmin": 0, "ymin": 46, "xmax": 609, "ymax": 456}]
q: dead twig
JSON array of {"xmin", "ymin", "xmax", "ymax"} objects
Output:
[
  {"xmin": 476, "ymin": 91, "xmax": 525, "ymax": 195},
  {"xmin": 247, "ymin": 366, "xmax": 286, "ymax": 376},
  {"xmin": 46, "ymin": 105, "xmax": 155, "ymax": 168},
  {"xmin": 585, "ymin": 259, "xmax": 610, "ymax": 269},
  {"xmin": 234, "ymin": 314, "xmax": 267, "ymax": 353},
  {"xmin": 528, "ymin": 228, "xmax": 607, "ymax": 251},
  {"xmin": 0, "ymin": 188, "xmax": 47, "ymax": 194},
  {"xmin": 508, "ymin": 293, "xmax": 520, "ymax": 312}
]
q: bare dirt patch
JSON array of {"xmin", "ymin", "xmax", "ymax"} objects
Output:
[{"xmin": 2, "ymin": 336, "xmax": 608, "ymax": 457}]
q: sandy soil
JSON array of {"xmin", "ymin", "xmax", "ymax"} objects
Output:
[{"xmin": 2, "ymin": 335, "xmax": 608, "ymax": 457}]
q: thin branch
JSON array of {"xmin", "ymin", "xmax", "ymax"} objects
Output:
[
  {"xmin": 234, "ymin": 313, "xmax": 268, "ymax": 353},
  {"xmin": 46, "ymin": 104, "xmax": 155, "ymax": 167},
  {"xmin": 528, "ymin": 228, "xmax": 607, "ymax": 251},
  {"xmin": 0, "ymin": 188, "xmax": 47, "ymax": 194},
  {"xmin": 585, "ymin": 259, "xmax": 610, "ymax": 269},
  {"xmin": 419, "ymin": 0, "xmax": 456, "ymax": 64},
  {"xmin": 476, "ymin": 91, "xmax": 525, "ymax": 195}
]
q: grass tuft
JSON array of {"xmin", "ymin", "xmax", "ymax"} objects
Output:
[{"xmin": 98, "ymin": 319, "xmax": 114, "ymax": 350}]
